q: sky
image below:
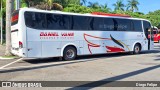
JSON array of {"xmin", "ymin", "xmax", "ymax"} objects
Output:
[{"xmin": 87, "ymin": 0, "xmax": 160, "ymax": 14}]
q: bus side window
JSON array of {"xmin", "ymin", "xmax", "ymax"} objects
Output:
[
  {"xmin": 133, "ymin": 20, "xmax": 143, "ymax": 32},
  {"xmin": 25, "ymin": 12, "xmax": 46, "ymax": 30},
  {"xmin": 92, "ymin": 17, "xmax": 104, "ymax": 30},
  {"xmin": 112, "ymin": 18, "xmax": 131, "ymax": 31},
  {"xmin": 71, "ymin": 15, "xmax": 90, "ymax": 30},
  {"xmin": 103, "ymin": 18, "xmax": 114, "ymax": 31},
  {"xmin": 46, "ymin": 14, "xmax": 70, "ymax": 30},
  {"xmin": 34, "ymin": 13, "xmax": 46, "ymax": 29},
  {"xmin": 25, "ymin": 12, "xmax": 32, "ymax": 28},
  {"xmin": 32, "ymin": 13, "xmax": 36, "ymax": 21}
]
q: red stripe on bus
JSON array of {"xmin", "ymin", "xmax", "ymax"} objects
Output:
[{"xmin": 106, "ymin": 46, "xmax": 125, "ymax": 52}]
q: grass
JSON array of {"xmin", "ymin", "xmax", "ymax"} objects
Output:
[{"xmin": 1, "ymin": 56, "xmax": 18, "ymax": 59}]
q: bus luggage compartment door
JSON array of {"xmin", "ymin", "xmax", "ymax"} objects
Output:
[
  {"xmin": 27, "ymin": 41, "xmax": 42, "ymax": 57},
  {"xmin": 27, "ymin": 28, "xmax": 42, "ymax": 58}
]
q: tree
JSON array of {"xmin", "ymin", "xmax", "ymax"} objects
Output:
[
  {"xmin": 100, "ymin": 3, "xmax": 111, "ymax": 12},
  {"xmin": 34, "ymin": 1, "xmax": 63, "ymax": 11},
  {"xmin": 21, "ymin": 0, "xmax": 28, "ymax": 8},
  {"xmin": 45, "ymin": 0, "xmax": 53, "ymax": 9},
  {"xmin": 81, "ymin": 0, "xmax": 87, "ymax": 5},
  {"xmin": 23, "ymin": 0, "xmax": 44, "ymax": 7},
  {"xmin": 63, "ymin": 4, "xmax": 92, "ymax": 13},
  {"xmin": 5, "ymin": 0, "xmax": 13, "ymax": 56},
  {"xmin": 0, "ymin": 0, "xmax": 6, "ymax": 15},
  {"xmin": 127, "ymin": 0, "xmax": 139, "ymax": 12},
  {"xmin": 157, "ymin": 23, "xmax": 160, "ymax": 29},
  {"xmin": 88, "ymin": 2, "xmax": 100, "ymax": 9},
  {"xmin": 53, "ymin": 0, "xmax": 80, "ymax": 8},
  {"xmin": 113, "ymin": 0, "xmax": 125, "ymax": 11},
  {"xmin": 145, "ymin": 10, "xmax": 160, "ymax": 27}
]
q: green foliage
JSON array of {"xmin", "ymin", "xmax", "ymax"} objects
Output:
[
  {"xmin": 113, "ymin": 0, "xmax": 125, "ymax": 11},
  {"xmin": 126, "ymin": 0, "xmax": 139, "ymax": 12},
  {"xmin": 23, "ymin": 0, "xmax": 44, "ymax": 7},
  {"xmin": 63, "ymin": 4, "xmax": 92, "ymax": 13},
  {"xmin": 157, "ymin": 23, "xmax": 160, "ymax": 29},
  {"xmin": 54, "ymin": 0, "xmax": 80, "ymax": 7},
  {"xmin": 0, "ymin": 0, "xmax": 6, "ymax": 17},
  {"xmin": 145, "ymin": 10, "xmax": 160, "ymax": 27},
  {"xmin": 63, "ymin": 4, "xmax": 110, "ymax": 14},
  {"xmin": 21, "ymin": 0, "xmax": 28, "ymax": 8}
]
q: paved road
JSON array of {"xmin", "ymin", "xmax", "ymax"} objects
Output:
[{"xmin": 0, "ymin": 44, "xmax": 160, "ymax": 90}]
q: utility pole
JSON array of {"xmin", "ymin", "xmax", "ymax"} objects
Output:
[
  {"xmin": 1, "ymin": 0, "xmax": 3, "ymax": 44},
  {"xmin": 15, "ymin": 0, "xmax": 20, "ymax": 10}
]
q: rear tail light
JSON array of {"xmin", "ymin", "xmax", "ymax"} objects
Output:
[
  {"xmin": 11, "ymin": 14, "xmax": 18, "ymax": 22},
  {"xmin": 19, "ymin": 41, "xmax": 23, "ymax": 48}
]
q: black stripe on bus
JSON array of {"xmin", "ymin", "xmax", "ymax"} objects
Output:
[
  {"xmin": 11, "ymin": 29, "xmax": 18, "ymax": 33},
  {"xmin": 110, "ymin": 35, "xmax": 124, "ymax": 48}
]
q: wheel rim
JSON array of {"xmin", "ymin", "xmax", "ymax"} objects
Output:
[
  {"xmin": 135, "ymin": 46, "xmax": 140, "ymax": 53},
  {"xmin": 66, "ymin": 49, "xmax": 75, "ymax": 59}
]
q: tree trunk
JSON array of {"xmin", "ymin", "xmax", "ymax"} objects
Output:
[
  {"xmin": 131, "ymin": 6, "xmax": 134, "ymax": 12},
  {"xmin": 5, "ymin": 0, "xmax": 13, "ymax": 56}
]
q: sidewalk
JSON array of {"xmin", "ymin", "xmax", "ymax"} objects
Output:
[{"xmin": 0, "ymin": 44, "xmax": 5, "ymax": 56}]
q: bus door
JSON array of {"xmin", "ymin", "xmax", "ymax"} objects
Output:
[{"xmin": 143, "ymin": 21, "xmax": 154, "ymax": 50}]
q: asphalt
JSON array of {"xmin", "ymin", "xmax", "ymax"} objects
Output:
[{"xmin": 0, "ymin": 43, "xmax": 159, "ymax": 90}]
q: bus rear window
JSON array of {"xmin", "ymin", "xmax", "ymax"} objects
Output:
[{"xmin": 11, "ymin": 10, "xmax": 19, "ymax": 26}]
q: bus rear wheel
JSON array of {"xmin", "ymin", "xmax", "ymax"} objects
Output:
[
  {"xmin": 133, "ymin": 44, "xmax": 141, "ymax": 54},
  {"xmin": 63, "ymin": 46, "xmax": 77, "ymax": 60}
]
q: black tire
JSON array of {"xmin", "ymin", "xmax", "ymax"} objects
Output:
[
  {"xmin": 133, "ymin": 44, "xmax": 141, "ymax": 54},
  {"xmin": 63, "ymin": 46, "xmax": 77, "ymax": 60}
]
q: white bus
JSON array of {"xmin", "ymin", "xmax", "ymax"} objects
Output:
[{"xmin": 11, "ymin": 8, "xmax": 154, "ymax": 60}]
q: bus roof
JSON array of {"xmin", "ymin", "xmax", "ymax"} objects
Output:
[{"xmin": 19, "ymin": 8, "xmax": 151, "ymax": 22}]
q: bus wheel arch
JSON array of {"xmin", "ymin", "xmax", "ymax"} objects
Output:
[
  {"xmin": 61, "ymin": 45, "xmax": 77, "ymax": 60},
  {"xmin": 133, "ymin": 43, "xmax": 142, "ymax": 54}
]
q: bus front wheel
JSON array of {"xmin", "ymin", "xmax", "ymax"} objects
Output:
[
  {"xmin": 63, "ymin": 46, "xmax": 77, "ymax": 60},
  {"xmin": 133, "ymin": 44, "xmax": 141, "ymax": 54}
]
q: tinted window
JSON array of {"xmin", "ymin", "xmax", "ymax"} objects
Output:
[
  {"xmin": 24, "ymin": 11, "xmax": 145, "ymax": 32},
  {"xmin": 113, "ymin": 18, "xmax": 132, "ymax": 31},
  {"xmin": 25, "ymin": 12, "xmax": 46, "ymax": 29},
  {"xmin": 71, "ymin": 16, "xmax": 90, "ymax": 30},
  {"xmin": 46, "ymin": 14, "xmax": 70, "ymax": 30},
  {"xmin": 103, "ymin": 18, "xmax": 114, "ymax": 31},
  {"xmin": 143, "ymin": 21, "xmax": 151, "ymax": 32},
  {"xmin": 132, "ymin": 20, "xmax": 142, "ymax": 32},
  {"xmin": 92, "ymin": 17, "xmax": 104, "ymax": 30}
]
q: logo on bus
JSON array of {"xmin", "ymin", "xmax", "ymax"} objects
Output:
[
  {"xmin": 40, "ymin": 32, "xmax": 59, "ymax": 36},
  {"xmin": 40, "ymin": 32, "xmax": 74, "ymax": 39}
]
